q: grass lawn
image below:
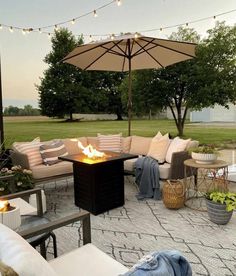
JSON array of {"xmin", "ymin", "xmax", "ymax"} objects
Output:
[{"xmin": 3, "ymin": 116, "xmax": 236, "ymax": 148}]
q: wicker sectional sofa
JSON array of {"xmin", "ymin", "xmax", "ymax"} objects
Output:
[{"xmin": 10, "ymin": 135, "xmax": 199, "ymax": 182}]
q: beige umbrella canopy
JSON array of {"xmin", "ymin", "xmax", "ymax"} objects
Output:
[{"xmin": 63, "ymin": 33, "xmax": 196, "ymax": 135}]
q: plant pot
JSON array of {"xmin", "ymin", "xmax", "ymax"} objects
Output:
[
  {"xmin": 205, "ymin": 198, "xmax": 233, "ymax": 225},
  {"xmin": 191, "ymin": 152, "xmax": 217, "ymax": 164}
]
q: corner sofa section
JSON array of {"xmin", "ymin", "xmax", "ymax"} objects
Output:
[{"xmin": 11, "ymin": 136, "xmax": 198, "ymax": 182}]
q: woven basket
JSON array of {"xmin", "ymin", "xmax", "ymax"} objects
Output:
[{"xmin": 163, "ymin": 180, "xmax": 185, "ymax": 209}]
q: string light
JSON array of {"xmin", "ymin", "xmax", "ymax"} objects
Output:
[
  {"xmin": 134, "ymin": 32, "xmax": 139, "ymax": 39},
  {"xmin": 93, "ymin": 10, "xmax": 98, "ymax": 17},
  {"xmin": 48, "ymin": 33, "xmax": 51, "ymax": 39},
  {"xmin": 185, "ymin": 23, "xmax": 189, "ymax": 27},
  {"xmin": 54, "ymin": 25, "xmax": 58, "ymax": 31},
  {"xmin": 159, "ymin": 27, "xmax": 163, "ymax": 32},
  {"xmin": 213, "ymin": 15, "xmax": 216, "ymax": 20},
  {"xmin": 39, "ymin": 28, "xmax": 42, "ymax": 33},
  {"xmin": 89, "ymin": 35, "xmax": 93, "ymax": 42},
  {"xmin": 0, "ymin": 24, "xmax": 2, "ymax": 30},
  {"xmin": 22, "ymin": 29, "xmax": 26, "ymax": 35},
  {"xmin": 71, "ymin": 19, "xmax": 75, "ymax": 24},
  {"xmin": 110, "ymin": 33, "xmax": 115, "ymax": 40},
  {"xmin": 117, "ymin": 0, "xmax": 122, "ymax": 6},
  {"xmin": 9, "ymin": 26, "xmax": 13, "ymax": 33}
]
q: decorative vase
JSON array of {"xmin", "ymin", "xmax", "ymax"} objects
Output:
[
  {"xmin": 0, "ymin": 206, "xmax": 21, "ymax": 230},
  {"xmin": 191, "ymin": 152, "xmax": 217, "ymax": 164},
  {"xmin": 206, "ymin": 198, "xmax": 233, "ymax": 225}
]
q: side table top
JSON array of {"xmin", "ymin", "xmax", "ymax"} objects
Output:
[{"xmin": 184, "ymin": 159, "xmax": 228, "ymax": 169}]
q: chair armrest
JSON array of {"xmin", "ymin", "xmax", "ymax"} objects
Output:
[
  {"xmin": 169, "ymin": 151, "xmax": 191, "ymax": 180},
  {"xmin": 10, "ymin": 150, "xmax": 30, "ymax": 169},
  {"xmin": 0, "ymin": 188, "xmax": 43, "ymax": 216},
  {"xmin": 18, "ymin": 211, "xmax": 91, "ymax": 245}
]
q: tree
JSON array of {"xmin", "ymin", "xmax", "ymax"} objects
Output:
[
  {"xmin": 132, "ymin": 23, "xmax": 236, "ymax": 136},
  {"xmin": 37, "ymin": 28, "xmax": 89, "ymax": 120}
]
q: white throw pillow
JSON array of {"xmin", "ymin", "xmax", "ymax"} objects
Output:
[
  {"xmin": 147, "ymin": 134, "xmax": 170, "ymax": 163},
  {"xmin": 98, "ymin": 133, "xmax": 122, "ymax": 152},
  {"xmin": 154, "ymin": 131, "xmax": 163, "ymax": 140},
  {"xmin": 165, "ymin": 137, "xmax": 191, "ymax": 163},
  {"xmin": 129, "ymin": 136, "xmax": 152, "ymax": 155},
  {"xmin": 0, "ymin": 223, "xmax": 57, "ymax": 276}
]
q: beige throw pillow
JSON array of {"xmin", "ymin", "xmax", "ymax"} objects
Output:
[
  {"xmin": 121, "ymin": 136, "xmax": 132, "ymax": 153},
  {"xmin": 98, "ymin": 133, "xmax": 122, "ymax": 152},
  {"xmin": 165, "ymin": 137, "xmax": 191, "ymax": 163},
  {"xmin": 147, "ymin": 134, "xmax": 170, "ymax": 163},
  {"xmin": 129, "ymin": 136, "xmax": 152, "ymax": 155}
]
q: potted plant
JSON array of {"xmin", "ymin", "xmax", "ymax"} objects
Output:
[
  {"xmin": 190, "ymin": 145, "xmax": 219, "ymax": 164},
  {"xmin": 0, "ymin": 165, "xmax": 35, "ymax": 195},
  {"xmin": 205, "ymin": 191, "xmax": 236, "ymax": 224}
]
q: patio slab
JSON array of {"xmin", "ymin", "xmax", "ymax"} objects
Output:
[{"xmin": 40, "ymin": 176, "xmax": 236, "ymax": 276}]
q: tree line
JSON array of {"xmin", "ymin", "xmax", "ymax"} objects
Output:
[
  {"xmin": 4, "ymin": 105, "xmax": 40, "ymax": 116},
  {"xmin": 37, "ymin": 22, "xmax": 236, "ymax": 136}
]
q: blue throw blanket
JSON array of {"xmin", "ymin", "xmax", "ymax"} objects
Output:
[
  {"xmin": 121, "ymin": 250, "xmax": 192, "ymax": 276},
  {"xmin": 135, "ymin": 156, "xmax": 161, "ymax": 200}
]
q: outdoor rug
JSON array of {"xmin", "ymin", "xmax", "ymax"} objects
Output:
[{"xmin": 40, "ymin": 176, "xmax": 236, "ymax": 276}]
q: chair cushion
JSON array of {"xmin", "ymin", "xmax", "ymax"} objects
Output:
[
  {"xmin": 63, "ymin": 137, "xmax": 87, "ymax": 155},
  {"xmin": 97, "ymin": 133, "xmax": 122, "ymax": 152},
  {"xmin": 0, "ymin": 223, "xmax": 57, "ymax": 276},
  {"xmin": 40, "ymin": 140, "xmax": 68, "ymax": 165},
  {"xmin": 31, "ymin": 161, "xmax": 73, "ymax": 179},
  {"xmin": 129, "ymin": 136, "xmax": 152, "ymax": 155},
  {"xmin": 165, "ymin": 137, "xmax": 191, "ymax": 163},
  {"xmin": 49, "ymin": 243, "xmax": 128, "ymax": 276}
]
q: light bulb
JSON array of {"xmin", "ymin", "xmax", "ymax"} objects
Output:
[
  {"xmin": 54, "ymin": 25, "xmax": 58, "ymax": 31},
  {"xmin": 93, "ymin": 10, "xmax": 98, "ymax": 17},
  {"xmin": 213, "ymin": 15, "xmax": 216, "ymax": 20},
  {"xmin": 22, "ymin": 29, "xmax": 26, "ymax": 35},
  {"xmin": 159, "ymin": 27, "xmax": 163, "ymax": 32},
  {"xmin": 0, "ymin": 24, "xmax": 2, "ymax": 30},
  {"xmin": 111, "ymin": 34, "xmax": 115, "ymax": 40},
  {"xmin": 134, "ymin": 32, "xmax": 139, "ymax": 39},
  {"xmin": 186, "ymin": 23, "xmax": 189, "ymax": 27},
  {"xmin": 48, "ymin": 33, "xmax": 51, "ymax": 39},
  {"xmin": 9, "ymin": 26, "xmax": 13, "ymax": 33},
  {"xmin": 117, "ymin": 0, "xmax": 122, "ymax": 6},
  {"xmin": 89, "ymin": 35, "xmax": 93, "ymax": 42},
  {"xmin": 39, "ymin": 28, "xmax": 42, "ymax": 33},
  {"xmin": 71, "ymin": 19, "xmax": 75, "ymax": 24}
]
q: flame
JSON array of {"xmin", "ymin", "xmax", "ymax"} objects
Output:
[
  {"xmin": 0, "ymin": 200, "xmax": 10, "ymax": 212},
  {"xmin": 78, "ymin": 141, "xmax": 105, "ymax": 159}
]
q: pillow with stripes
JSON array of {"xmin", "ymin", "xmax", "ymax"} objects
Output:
[
  {"xmin": 39, "ymin": 140, "xmax": 68, "ymax": 166},
  {"xmin": 97, "ymin": 133, "xmax": 122, "ymax": 153}
]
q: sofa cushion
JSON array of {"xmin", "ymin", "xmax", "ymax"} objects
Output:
[
  {"xmin": 121, "ymin": 137, "xmax": 132, "ymax": 153},
  {"xmin": 31, "ymin": 161, "xmax": 73, "ymax": 179},
  {"xmin": 0, "ymin": 223, "xmax": 57, "ymax": 276},
  {"xmin": 87, "ymin": 137, "xmax": 99, "ymax": 149},
  {"xmin": 49, "ymin": 243, "xmax": 128, "ymax": 276},
  {"xmin": 165, "ymin": 137, "xmax": 191, "ymax": 163},
  {"xmin": 12, "ymin": 141, "xmax": 43, "ymax": 168},
  {"xmin": 63, "ymin": 137, "xmax": 87, "ymax": 155},
  {"xmin": 129, "ymin": 136, "xmax": 152, "ymax": 156},
  {"xmin": 40, "ymin": 140, "xmax": 68, "ymax": 165},
  {"xmin": 124, "ymin": 158, "xmax": 138, "ymax": 172},
  {"xmin": 98, "ymin": 133, "xmax": 122, "ymax": 152},
  {"xmin": 147, "ymin": 134, "xmax": 170, "ymax": 163}
]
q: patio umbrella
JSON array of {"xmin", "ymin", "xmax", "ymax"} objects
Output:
[{"xmin": 63, "ymin": 33, "xmax": 196, "ymax": 135}]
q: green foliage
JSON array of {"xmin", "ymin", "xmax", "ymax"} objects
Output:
[
  {"xmin": 189, "ymin": 144, "xmax": 219, "ymax": 154},
  {"xmin": 4, "ymin": 105, "xmax": 40, "ymax": 116},
  {"xmin": 0, "ymin": 166, "xmax": 35, "ymax": 194},
  {"xmin": 206, "ymin": 191, "xmax": 236, "ymax": 212}
]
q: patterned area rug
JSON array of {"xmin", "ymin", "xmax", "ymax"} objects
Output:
[{"xmin": 41, "ymin": 176, "xmax": 236, "ymax": 276}]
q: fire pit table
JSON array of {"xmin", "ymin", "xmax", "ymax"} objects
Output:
[{"xmin": 59, "ymin": 152, "xmax": 137, "ymax": 215}]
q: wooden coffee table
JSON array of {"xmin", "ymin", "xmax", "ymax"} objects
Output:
[{"xmin": 60, "ymin": 152, "xmax": 137, "ymax": 215}]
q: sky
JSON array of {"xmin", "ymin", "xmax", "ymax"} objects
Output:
[{"xmin": 0, "ymin": 0, "xmax": 236, "ymax": 108}]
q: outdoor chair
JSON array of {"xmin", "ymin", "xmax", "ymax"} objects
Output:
[{"xmin": 0, "ymin": 211, "xmax": 129, "ymax": 276}]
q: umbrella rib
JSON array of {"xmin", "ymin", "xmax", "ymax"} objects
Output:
[
  {"xmin": 139, "ymin": 38, "xmax": 196, "ymax": 58},
  {"xmin": 134, "ymin": 40, "xmax": 164, "ymax": 68},
  {"xmin": 131, "ymin": 38, "xmax": 156, "ymax": 58},
  {"xmin": 83, "ymin": 40, "xmax": 125, "ymax": 70},
  {"xmin": 62, "ymin": 40, "xmax": 122, "ymax": 62},
  {"xmin": 100, "ymin": 44, "xmax": 127, "ymax": 57}
]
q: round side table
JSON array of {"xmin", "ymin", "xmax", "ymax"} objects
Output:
[{"xmin": 184, "ymin": 159, "xmax": 229, "ymax": 211}]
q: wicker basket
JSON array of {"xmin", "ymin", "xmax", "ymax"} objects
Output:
[{"xmin": 163, "ymin": 180, "xmax": 185, "ymax": 209}]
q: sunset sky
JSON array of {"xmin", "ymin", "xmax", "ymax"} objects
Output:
[{"xmin": 0, "ymin": 0, "xmax": 236, "ymax": 108}]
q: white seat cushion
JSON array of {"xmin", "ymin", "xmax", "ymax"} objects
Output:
[
  {"xmin": 31, "ymin": 161, "xmax": 73, "ymax": 179},
  {"xmin": 49, "ymin": 243, "xmax": 128, "ymax": 276},
  {"xmin": 124, "ymin": 158, "xmax": 138, "ymax": 172},
  {"xmin": 0, "ymin": 223, "xmax": 57, "ymax": 276},
  {"xmin": 159, "ymin": 163, "xmax": 171, "ymax": 179}
]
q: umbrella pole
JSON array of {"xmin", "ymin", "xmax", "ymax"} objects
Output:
[
  {"xmin": 128, "ymin": 62, "xmax": 132, "ymax": 136},
  {"xmin": 0, "ymin": 56, "xmax": 4, "ymax": 150}
]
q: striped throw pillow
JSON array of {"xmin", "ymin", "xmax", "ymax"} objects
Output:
[
  {"xmin": 40, "ymin": 140, "xmax": 68, "ymax": 166},
  {"xmin": 13, "ymin": 142, "xmax": 43, "ymax": 168},
  {"xmin": 98, "ymin": 133, "xmax": 122, "ymax": 153}
]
